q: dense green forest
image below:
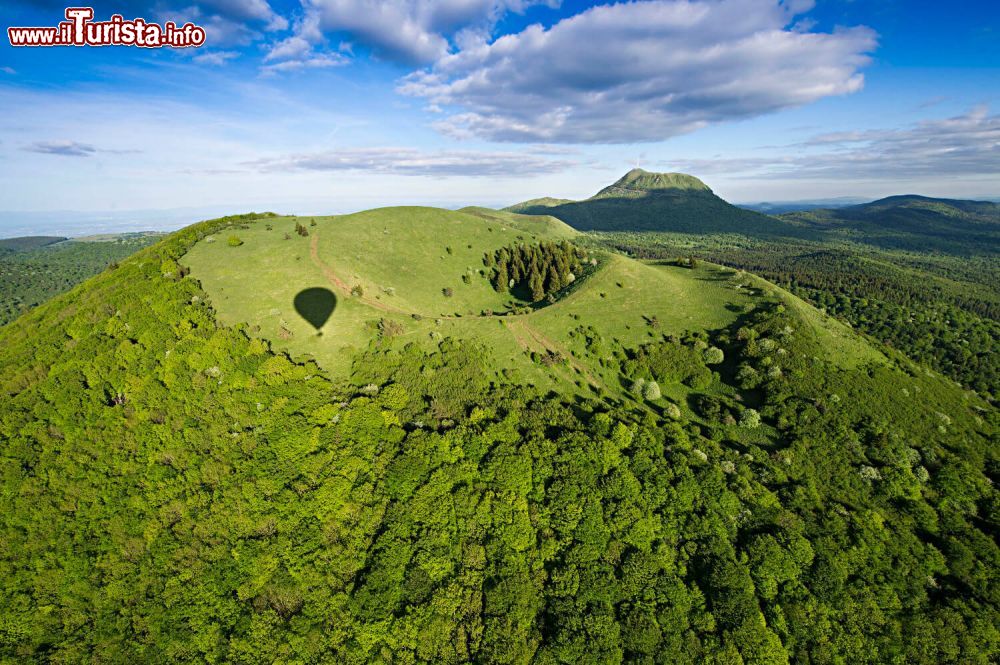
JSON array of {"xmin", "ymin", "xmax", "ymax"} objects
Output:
[
  {"xmin": 596, "ymin": 232, "xmax": 1000, "ymax": 400},
  {"xmin": 0, "ymin": 212, "xmax": 996, "ymax": 662},
  {"xmin": 0, "ymin": 233, "xmax": 161, "ymax": 325},
  {"xmin": 0, "ymin": 236, "xmax": 66, "ymax": 252}
]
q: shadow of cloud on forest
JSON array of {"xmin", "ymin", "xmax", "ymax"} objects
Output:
[{"xmin": 294, "ymin": 287, "xmax": 337, "ymax": 335}]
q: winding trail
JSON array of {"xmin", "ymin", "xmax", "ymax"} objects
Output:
[
  {"xmin": 513, "ymin": 319, "xmax": 602, "ymax": 389},
  {"xmin": 310, "ymin": 233, "xmax": 409, "ymax": 316}
]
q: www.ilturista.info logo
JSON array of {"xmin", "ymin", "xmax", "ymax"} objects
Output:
[{"xmin": 8, "ymin": 7, "xmax": 206, "ymax": 47}]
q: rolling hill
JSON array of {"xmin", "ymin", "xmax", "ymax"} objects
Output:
[
  {"xmin": 780, "ymin": 194, "xmax": 1000, "ymax": 254},
  {"xmin": 183, "ymin": 207, "xmax": 880, "ymax": 393},
  {"xmin": 0, "ymin": 235, "xmax": 67, "ymax": 253},
  {"xmin": 0, "ymin": 208, "xmax": 996, "ymax": 662},
  {"xmin": 509, "ymin": 170, "xmax": 1000, "ymax": 255},
  {"xmin": 503, "ymin": 197, "xmax": 574, "ymax": 214},
  {"xmin": 506, "ymin": 169, "xmax": 807, "ymax": 236}
]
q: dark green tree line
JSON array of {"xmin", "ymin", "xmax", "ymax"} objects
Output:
[{"xmin": 485, "ymin": 241, "xmax": 589, "ymax": 302}]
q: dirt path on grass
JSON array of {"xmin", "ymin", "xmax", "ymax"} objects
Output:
[
  {"xmin": 310, "ymin": 233, "xmax": 414, "ymax": 316},
  {"xmin": 507, "ymin": 319, "xmax": 602, "ymax": 389}
]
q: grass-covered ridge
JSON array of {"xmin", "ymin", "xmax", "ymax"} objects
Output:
[
  {"xmin": 593, "ymin": 168, "xmax": 714, "ymax": 197},
  {"xmin": 0, "ymin": 208, "xmax": 996, "ymax": 663},
  {"xmin": 183, "ymin": 206, "xmax": 882, "ymax": 402}
]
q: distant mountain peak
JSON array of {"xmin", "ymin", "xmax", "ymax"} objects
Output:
[{"xmin": 595, "ymin": 169, "xmax": 712, "ymax": 199}]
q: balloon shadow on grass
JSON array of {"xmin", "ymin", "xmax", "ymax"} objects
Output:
[{"xmin": 294, "ymin": 287, "xmax": 337, "ymax": 336}]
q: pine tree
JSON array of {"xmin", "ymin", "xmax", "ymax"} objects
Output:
[
  {"xmin": 529, "ymin": 272, "xmax": 545, "ymax": 301},
  {"xmin": 495, "ymin": 264, "xmax": 509, "ymax": 293},
  {"xmin": 546, "ymin": 263, "xmax": 563, "ymax": 293}
]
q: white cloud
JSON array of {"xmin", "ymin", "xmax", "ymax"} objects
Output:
[
  {"xmin": 269, "ymin": 0, "xmax": 556, "ymax": 66},
  {"xmin": 193, "ymin": 50, "xmax": 241, "ymax": 65},
  {"xmin": 198, "ymin": 0, "xmax": 288, "ymax": 30},
  {"xmin": 0, "ymin": 66, "xmax": 15, "ymax": 75},
  {"xmin": 261, "ymin": 11, "xmax": 345, "ymax": 74},
  {"xmin": 260, "ymin": 52, "xmax": 348, "ymax": 74},
  {"xmin": 247, "ymin": 145, "xmax": 579, "ymax": 176},
  {"xmin": 399, "ymin": 0, "xmax": 876, "ymax": 143},
  {"xmin": 156, "ymin": 0, "xmax": 287, "ymax": 48},
  {"xmin": 265, "ymin": 35, "xmax": 315, "ymax": 62},
  {"xmin": 663, "ymin": 107, "xmax": 1000, "ymax": 180}
]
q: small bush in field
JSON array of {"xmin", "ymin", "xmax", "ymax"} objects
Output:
[
  {"xmin": 704, "ymin": 346, "xmax": 725, "ymax": 364},
  {"xmin": 642, "ymin": 380, "xmax": 661, "ymax": 400}
]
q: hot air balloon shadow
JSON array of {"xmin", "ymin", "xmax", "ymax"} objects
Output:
[{"xmin": 294, "ymin": 287, "xmax": 336, "ymax": 336}]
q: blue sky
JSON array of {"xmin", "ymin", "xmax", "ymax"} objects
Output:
[{"xmin": 1, "ymin": 0, "xmax": 998, "ymax": 234}]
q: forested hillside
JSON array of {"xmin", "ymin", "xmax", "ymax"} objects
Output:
[
  {"xmin": 506, "ymin": 169, "xmax": 801, "ymax": 236},
  {"xmin": 509, "ymin": 170, "xmax": 999, "ymax": 399},
  {"xmin": 485, "ymin": 240, "xmax": 592, "ymax": 302},
  {"xmin": 512, "ymin": 171, "xmax": 999, "ymax": 255},
  {"xmin": 0, "ymin": 236, "xmax": 66, "ymax": 252},
  {"xmin": 0, "ymin": 210, "xmax": 996, "ymax": 663},
  {"xmin": 0, "ymin": 233, "xmax": 162, "ymax": 325},
  {"xmin": 599, "ymin": 232, "xmax": 1000, "ymax": 399},
  {"xmin": 780, "ymin": 195, "xmax": 1000, "ymax": 255}
]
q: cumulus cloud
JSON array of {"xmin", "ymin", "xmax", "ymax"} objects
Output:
[
  {"xmin": 265, "ymin": 35, "xmax": 316, "ymax": 62},
  {"xmin": 663, "ymin": 107, "xmax": 1000, "ymax": 180},
  {"xmin": 268, "ymin": 0, "xmax": 556, "ymax": 66},
  {"xmin": 198, "ymin": 0, "xmax": 288, "ymax": 30},
  {"xmin": 247, "ymin": 146, "xmax": 579, "ymax": 176},
  {"xmin": 399, "ymin": 0, "xmax": 877, "ymax": 143}
]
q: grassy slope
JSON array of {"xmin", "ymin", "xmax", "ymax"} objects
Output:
[
  {"xmin": 740, "ymin": 271, "xmax": 886, "ymax": 367},
  {"xmin": 184, "ymin": 207, "xmax": 887, "ymax": 409},
  {"xmin": 500, "ymin": 198, "xmax": 574, "ymax": 214}
]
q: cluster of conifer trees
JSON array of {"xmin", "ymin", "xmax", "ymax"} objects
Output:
[{"xmin": 484, "ymin": 241, "xmax": 589, "ymax": 302}]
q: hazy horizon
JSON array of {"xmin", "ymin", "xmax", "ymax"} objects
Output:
[
  {"xmin": 2, "ymin": 0, "xmax": 998, "ymax": 224},
  {"xmin": 3, "ymin": 182, "xmax": 998, "ymax": 239}
]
